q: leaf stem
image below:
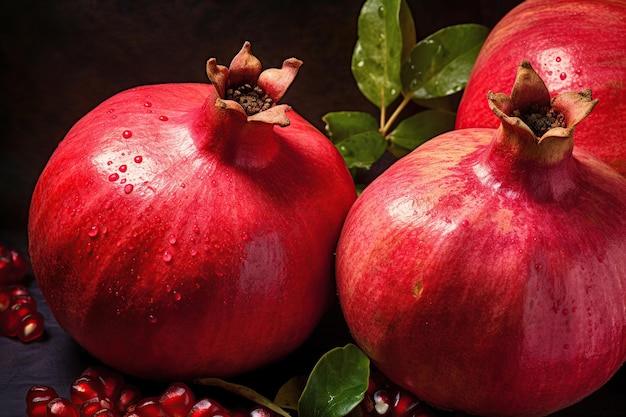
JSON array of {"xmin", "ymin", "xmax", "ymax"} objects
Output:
[{"xmin": 382, "ymin": 94, "xmax": 412, "ymax": 138}]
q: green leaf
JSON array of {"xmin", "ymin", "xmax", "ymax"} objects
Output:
[
  {"xmin": 399, "ymin": 0, "xmax": 416, "ymax": 62},
  {"xmin": 298, "ymin": 344, "xmax": 370, "ymax": 417},
  {"xmin": 274, "ymin": 376, "xmax": 308, "ymax": 411},
  {"xmin": 323, "ymin": 111, "xmax": 379, "ymax": 144},
  {"xmin": 336, "ymin": 131, "xmax": 387, "ymax": 170},
  {"xmin": 351, "ymin": 0, "xmax": 404, "ymax": 109},
  {"xmin": 401, "ymin": 23, "xmax": 489, "ymax": 99},
  {"xmin": 388, "ymin": 109, "xmax": 456, "ymax": 152}
]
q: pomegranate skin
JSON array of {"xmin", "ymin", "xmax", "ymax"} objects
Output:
[
  {"xmin": 336, "ymin": 64, "xmax": 626, "ymax": 417},
  {"xmin": 28, "ymin": 46, "xmax": 356, "ymax": 380},
  {"xmin": 456, "ymin": 0, "xmax": 626, "ymax": 175}
]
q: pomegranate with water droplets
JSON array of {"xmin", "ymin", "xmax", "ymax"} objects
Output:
[
  {"xmin": 28, "ymin": 42, "xmax": 356, "ymax": 380},
  {"xmin": 456, "ymin": 0, "xmax": 626, "ymax": 175},
  {"xmin": 336, "ymin": 62, "xmax": 626, "ymax": 417}
]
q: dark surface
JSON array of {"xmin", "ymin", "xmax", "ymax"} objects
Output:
[{"xmin": 1, "ymin": 1, "xmax": 624, "ymax": 416}]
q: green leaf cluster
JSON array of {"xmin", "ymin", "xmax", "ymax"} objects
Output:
[{"xmin": 326, "ymin": 0, "xmax": 489, "ymax": 185}]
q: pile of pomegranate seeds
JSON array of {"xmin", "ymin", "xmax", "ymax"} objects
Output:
[
  {"xmin": 0, "ymin": 243, "xmax": 44, "ymax": 342},
  {"xmin": 26, "ymin": 365, "xmax": 279, "ymax": 417}
]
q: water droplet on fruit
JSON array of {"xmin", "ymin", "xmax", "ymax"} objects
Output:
[
  {"xmin": 547, "ymin": 71, "xmax": 553, "ymax": 76},
  {"xmin": 144, "ymin": 101, "xmax": 152, "ymax": 107},
  {"xmin": 461, "ymin": 220, "xmax": 470, "ymax": 227},
  {"xmin": 134, "ymin": 155, "xmax": 143, "ymax": 163},
  {"xmin": 559, "ymin": 72, "xmax": 567, "ymax": 80},
  {"xmin": 148, "ymin": 315, "xmax": 158, "ymax": 324},
  {"xmin": 119, "ymin": 165, "xmax": 127, "ymax": 173},
  {"xmin": 107, "ymin": 160, "xmax": 113, "ymax": 165},
  {"xmin": 172, "ymin": 292, "xmax": 182, "ymax": 302},
  {"xmin": 159, "ymin": 115, "xmax": 169, "ymax": 121},
  {"xmin": 104, "ymin": 201, "xmax": 113, "ymax": 210},
  {"xmin": 190, "ymin": 248, "xmax": 198, "ymax": 257},
  {"xmin": 555, "ymin": 56, "xmax": 561, "ymax": 62},
  {"xmin": 88, "ymin": 225, "xmax": 99, "ymax": 237},
  {"xmin": 215, "ymin": 269, "xmax": 224, "ymax": 277},
  {"xmin": 124, "ymin": 184, "xmax": 134, "ymax": 194},
  {"xmin": 378, "ymin": 5, "xmax": 385, "ymax": 16},
  {"xmin": 168, "ymin": 234, "xmax": 177, "ymax": 245},
  {"xmin": 162, "ymin": 251, "xmax": 172, "ymax": 262},
  {"xmin": 122, "ymin": 130, "xmax": 132, "ymax": 139},
  {"xmin": 241, "ymin": 231, "xmax": 249, "ymax": 241},
  {"xmin": 109, "ymin": 173, "xmax": 119, "ymax": 182}
]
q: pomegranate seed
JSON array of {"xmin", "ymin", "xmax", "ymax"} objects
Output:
[
  {"xmin": 7, "ymin": 283, "xmax": 30, "ymax": 297},
  {"xmin": 46, "ymin": 397, "xmax": 80, "ymax": 417},
  {"xmin": 0, "ymin": 288, "xmax": 11, "ymax": 313},
  {"xmin": 0, "ymin": 244, "xmax": 29, "ymax": 284},
  {"xmin": 26, "ymin": 386, "xmax": 59, "ymax": 417},
  {"xmin": 390, "ymin": 390, "xmax": 420, "ymax": 417},
  {"xmin": 70, "ymin": 375, "xmax": 103, "ymax": 404},
  {"xmin": 115, "ymin": 383, "xmax": 143, "ymax": 413},
  {"xmin": 79, "ymin": 397, "xmax": 116, "ymax": 417},
  {"xmin": 127, "ymin": 397, "xmax": 165, "ymax": 417},
  {"xmin": 97, "ymin": 368, "xmax": 125, "ymax": 400},
  {"xmin": 18, "ymin": 311, "xmax": 45, "ymax": 342},
  {"xmin": 93, "ymin": 409, "xmax": 119, "ymax": 417},
  {"xmin": 158, "ymin": 382, "xmax": 195, "ymax": 417},
  {"xmin": 249, "ymin": 406, "xmax": 274, "ymax": 417},
  {"xmin": 1, "ymin": 302, "xmax": 37, "ymax": 336},
  {"xmin": 373, "ymin": 389, "xmax": 392, "ymax": 415},
  {"xmin": 185, "ymin": 398, "xmax": 228, "ymax": 417}
]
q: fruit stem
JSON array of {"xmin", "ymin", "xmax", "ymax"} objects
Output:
[{"xmin": 382, "ymin": 94, "xmax": 412, "ymax": 139}]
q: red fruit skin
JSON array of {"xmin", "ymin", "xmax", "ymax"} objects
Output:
[
  {"xmin": 336, "ymin": 127, "xmax": 626, "ymax": 416},
  {"xmin": 456, "ymin": 0, "xmax": 626, "ymax": 175},
  {"xmin": 28, "ymin": 81, "xmax": 356, "ymax": 380}
]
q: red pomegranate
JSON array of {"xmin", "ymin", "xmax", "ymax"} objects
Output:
[
  {"xmin": 456, "ymin": 0, "xmax": 626, "ymax": 175},
  {"xmin": 336, "ymin": 62, "xmax": 626, "ymax": 417},
  {"xmin": 28, "ymin": 42, "xmax": 356, "ymax": 381}
]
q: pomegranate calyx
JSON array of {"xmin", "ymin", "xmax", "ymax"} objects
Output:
[
  {"xmin": 206, "ymin": 41, "xmax": 302, "ymax": 127},
  {"xmin": 489, "ymin": 61, "xmax": 598, "ymax": 145}
]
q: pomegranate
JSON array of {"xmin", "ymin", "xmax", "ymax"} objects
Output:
[
  {"xmin": 336, "ymin": 61, "xmax": 626, "ymax": 417},
  {"xmin": 456, "ymin": 0, "xmax": 626, "ymax": 175},
  {"xmin": 28, "ymin": 42, "xmax": 356, "ymax": 380}
]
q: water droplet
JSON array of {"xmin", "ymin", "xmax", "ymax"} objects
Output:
[
  {"xmin": 134, "ymin": 155, "xmax": 143, "ymax": 163},
  {"xmin": 162, "ymin": 251, "xmax": 172, "ymax": 262},
  {"xmin": 108, "ymin": 173, "xmax": 120, "ymax": 182},
  {"xmin": 241, "ymin": 231, "xmax": 249, "ymax": 240},
  {"xmin": 356, "ymin": 60, "xmax": 365, "ymax": 68},
  {"xmin": 555, "ymin": 56, "xmax": 561, "ymax": 62},
  {"xmin": 461, "ymin": 220, "xmax": 470, "ymax": 227},
  {"xmin": 144, "ymin": 101, "xmax": 152, "ymax": 107},
  {"xmin": 190, "ymin": 248, "xmax": 198, "ymax": 257},
  {"xmin": 120, "ymin": 178, "xmax": 126, "ymax": 184},
  {"xmin": 107, "ymin": 108, "xmax": 115, "ymax": 114},
  {"xmin": 390, "ymin": 88, "xmax": 397, "ymax": 96},
  {"xmin": 168, "ymin": 234, "xmax": 177, "ymax": 245},
  {"xmin": 145, "ymin": 205, "xmax": 153, "ymax": 212},
  {"xmin": 159, "ymin": 115, "xmax": 169, "ymax": 121},
  {"xmin": 215, "ymin": 269, "xmax": 224, "ymax": 277},
  {"xmin": 180, "ymin": 182, "xmax": 186, "ymax": 189},
  {"xmin": 559, "ymin": 72, "xmax": 567, "ymax": 80},
  {"xmin": 122, "ymin": 130, "xmax": 133, "ymax": 139},
  {"xmin": 172, "ymin": 292, "xmax": 182, "ymax": 301},
  {"xmin": 107, "ymin": 161, "xmax": 113, "ymax": 166},
  {"xmin": 124, "ymin": 184, "xmax": 134, "ymax": 194},
  {"xmin": 148, "ymin": 315, "xmax": 158, "ymax": 324},
  {"xmin": 119, "ymin": 165, "xmax": 127, "ymax": 173},
  {"xmin": 547, "ymin": 71, "xmax": 553, "ymax": 76},
  {"xmin": 88, "ymin": 225, "xmax": 99, "ymax": 237},
  {"xmin": 192, "ymin": 224, "xmax": 200, "ymax": 234},
  {"xmin": 377, "ymin": 5, "xmax": 385, "ymax": 16},
  {"xmin": 104, "ymin": 201, "xmax": 113, "ymax": 210}
]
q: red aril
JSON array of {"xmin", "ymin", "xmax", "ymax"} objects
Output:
[
  {"xmin": 456, "ymin": 0, "xmax": 626, "ymax": 175},
  {"xmin": 28, "ymin": 42, "xmax": 356, "ymax": 380},
  {"xmin": 336, "ymin": 62, "xmax": 626, "ymax": 417},
  {"xmin": 0, "ymin": 243, "xmax": 29, "ymax": 285}
]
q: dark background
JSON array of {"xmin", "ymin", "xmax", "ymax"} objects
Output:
[{"xmin": 1, "ymin": 1, "xmax": 624, "ymax": 416}]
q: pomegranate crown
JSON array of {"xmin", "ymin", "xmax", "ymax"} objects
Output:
[
  {"xmin": 206, "ymin": 41, "xmax": 303, "ymax": 127},
  {"xmin": 487, "ymin": 61, "xmax": 598, "ymax": 144}
]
